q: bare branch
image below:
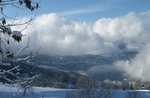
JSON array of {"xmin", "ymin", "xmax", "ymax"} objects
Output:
[
  {"xmin": 0, "ymin": 37, "xmax": 9, "ymax": 51},
  {"xmin": 15, "ymin": 55, "xmax": 31, "ymax": 62},
  {"xmin": 0, "ymin": 0, "xmax": 39, "ymax": 87},
  {"xmin": 1, "ymin": 12, "xmax": 20, "ymax": 20},
  {"xmin": 3, "ymin": 76, "xmax": 14, "ymax": 83},
  {"xmin": 6, "ymin": 65, "xmax": 20, "ymax": 72},
  {"xmin": 7, "ymin": 18, "xmax": 33, "ymax": 27}
]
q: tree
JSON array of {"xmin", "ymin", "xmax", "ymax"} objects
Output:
[
  {"xmin": 67, "ymin": 77, "xmax": 101, "ymax": 98},
  {"xmin": 67, "ymin": 77, "xmax": 117, "ymax": 98},
  {"xmin": 0, "ymin": 0, "xmax": 39, "ymax": 93}
]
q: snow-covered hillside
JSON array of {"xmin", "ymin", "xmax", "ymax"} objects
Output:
[{"xmin": 1, "ymin": 84, "xmax": 150, "ymax": 98}]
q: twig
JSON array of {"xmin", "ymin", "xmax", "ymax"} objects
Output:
[
  {"xmin": 15, "ymin": 37, "xmax": 30, "ymax": 55},
  {"xmin": 7, "ymin": 18, "xmax": 33, "ymax": 26}
]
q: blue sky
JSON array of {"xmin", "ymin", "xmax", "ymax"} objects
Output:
[
  {"xmin": 38, "ymin": 0, "xmax": 150, "ymax": 21},
  {"xmin": 5, "ymin": 0, "xmax": 150, "ymax": 22}
]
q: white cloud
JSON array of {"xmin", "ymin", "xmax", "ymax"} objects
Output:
[
  {"xmin": 20, "ymin": 11, "xmax": 150, "ymax": 56},
  {"xmin": 22, "ymin": 13, "xmax": 115, "ymax": 55},
  {"xmin": 60, "ymin": 4, "xmax": 105, "ymax": 16},
  {"xmin": 116, "ymin": 44, "xmax": 150, "ymax": 81},
  {"xmin": 93, "ymin": 12, "xmax": 143, "ymax": 42},
  {"xmin": 60, "ymin": 7, "xmax": 104, "ymax": 16}
]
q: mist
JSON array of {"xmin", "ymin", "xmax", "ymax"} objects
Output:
[{"xmin": 116, "ymin": 44, "xmax": 150, "ymax": 81}]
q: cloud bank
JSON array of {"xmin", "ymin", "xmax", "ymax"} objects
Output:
[
  {"xmin": 22, "ymin": 13, "xmax": 114, "ymax": 55},
  {"xmin": 21, "ymin": 12, "xmax": 148, "ymax": 56},
  {"xmin": 18, "ymin": 11, "xmax": 150, "ymax": 81}
]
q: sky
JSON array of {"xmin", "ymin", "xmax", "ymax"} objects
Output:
[
  {"xmin": 5, "ymin": 0, "xmax": 150, "ymax": 21},
  {"xmin": 40, "ymin": 0, "xmax": 150, "ymax": 21},
  {"xmin": 3, "ymin": 0, "xmax": 150, "ymax": 81}
]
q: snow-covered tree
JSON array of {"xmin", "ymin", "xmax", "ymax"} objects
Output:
[{"xmin": 0, "ymin": 0, "xmax": 39, "ymax": 92}]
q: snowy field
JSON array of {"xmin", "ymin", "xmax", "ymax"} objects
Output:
[
  {"xmin": 0, "ymin": 84, "xmax": 70, "ymax": 98},
  {"xmin": 1, "ymin": 85, "xmax": 150, "ymax": 98}
]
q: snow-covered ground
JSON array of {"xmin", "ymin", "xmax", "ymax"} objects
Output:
[
  {"xmin": 0, "ymin": 84, "xmax": 70, "ymax": 98},
  {"xmin": 1, "ymin": 84, "xmax": 150, "ymax": 98}
]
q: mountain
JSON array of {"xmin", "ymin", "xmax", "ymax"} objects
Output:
[
  {"xmin": 29, "ymin": 50, "xmax": 137, "ymax": 81},
  {"xmin": 0, "ymin": 49, "xmax": 137, "ymax": 87},
  {"xmin": 0, "ymin": 60, "xmax": 85, "ymax": 88}
]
